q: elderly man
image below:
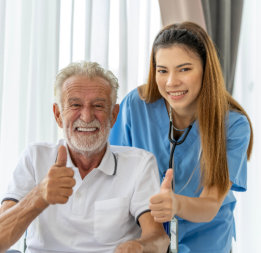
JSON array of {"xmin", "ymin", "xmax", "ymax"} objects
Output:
[{"xmin": 0, "ymin": 62, "xmax": 169, "ymax": 253}]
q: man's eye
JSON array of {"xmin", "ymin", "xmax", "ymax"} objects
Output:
[
  {"xmin": 71, "ymin": 104, "xmax": 81, "ymax": 107},
  {"xmin": 94, "ymin": 104, "xmax": 104, "ymax": 108}
]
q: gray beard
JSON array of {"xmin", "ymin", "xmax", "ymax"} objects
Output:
[{"xmin": 63, "ymin": 118, "xmax": 111, "ymax": 156}]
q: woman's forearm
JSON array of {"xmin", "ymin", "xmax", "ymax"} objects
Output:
[
  {"xmin": 175, "ymin": 194, "xmax": 221, "ymax": 223},
  {"xmin": 150, "ymin": 171, "xmax": 230, "ymax": 224}
]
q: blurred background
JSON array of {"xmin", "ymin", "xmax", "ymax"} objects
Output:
[{"xmin": 0, "ymin": 0, "xmax": 260, "ymax": 252}]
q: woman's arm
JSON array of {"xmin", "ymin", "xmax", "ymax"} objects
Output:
[{"xmin": 150, "ymin": 169, "xmax": 231, "ymax": 223}]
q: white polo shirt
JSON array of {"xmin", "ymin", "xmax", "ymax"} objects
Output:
[{"xmin": 3, "ymin": 139, "xmax": 160, "ymax": 253}]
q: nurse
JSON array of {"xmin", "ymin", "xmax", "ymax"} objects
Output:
[{"xmin": 109, "ymin": 21, "xmax": 253, "ymax": 253}]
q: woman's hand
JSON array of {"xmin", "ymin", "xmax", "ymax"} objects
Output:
[
  {"xmin": 149, "ymin": 169, "xmax": 178, "ymax": 222},
  {"xmin": 150, "ymin": 169, "xmax": 232, "ymax": 224}
]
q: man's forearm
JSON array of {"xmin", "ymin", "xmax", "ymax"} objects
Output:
[
  {"xmin": 0, "ymin": 185, "xmax": 48, "ymax": 252},
  {"xmin": 114, "ymin": 212, "xmax": 170, "ymax": 253},
  {"xmin": 136, "ymin": 231, "xmax": 169, "ymax": 253}
]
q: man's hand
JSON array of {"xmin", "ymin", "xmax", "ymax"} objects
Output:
[
  {"xmin": 0, "ymin": 145, "xmax": 76, "ymax": 251},
  {"xmin": 150, "ymin": 169, "xmax": 177, "ymax": 222},
  {"xmin": 114, "ymin": 240, "xmax": 143, "ymax": 253},
  {"xmin": 39, "ymin": 145, "xmax": 76, "ymax": 205},
  {"xmin": 114, "ymin": 212, "xmax": 169, "ymax": 253}
]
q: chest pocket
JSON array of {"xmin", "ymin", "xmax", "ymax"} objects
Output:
[{"xmin": 94, "ymin": 197, "xmax": 130, "ymax": 245}]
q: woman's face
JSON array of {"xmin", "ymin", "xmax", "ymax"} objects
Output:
[{"xmin": 155, "ymin": 45, "xmax": 203, "ymax": 117}]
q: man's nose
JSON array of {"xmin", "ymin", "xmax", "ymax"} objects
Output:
[{"xmin": 80, "ymin": 106, "xmax": 94, "ymax": 123}]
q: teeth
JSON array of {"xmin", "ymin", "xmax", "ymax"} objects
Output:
[
  {"xmin": 169, "ymin": 91, "xmax": 187, "ymax": 96},
  {"xmin": 77, "ymin": 127, "xmax": 97, "ymax": 132}
]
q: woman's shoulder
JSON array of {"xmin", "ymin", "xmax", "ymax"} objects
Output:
[
  {"xmin": 118, "ymin": 87, "xmax": 147, "ymax": 116},
  {"xmin": 121, "ymin": 85, "xmax": 145, "ymax": 104},
  {"xmin": 226, "ymin": 110, "xmax": 250, "ymax": 139},
  {"xmin": 227, "ymin": 110, "xmax": 249, "ymax": 127},
  {"xmin": 119, "ymin": 85, "xmax": 166, "ymax": 118},
  {"xmin": 121, "ymin": 88, "xmax": 144, "ymax": 106},
  {"xmin": 120, "ymin": 86, "xmax": 151, "ymax": 110}
]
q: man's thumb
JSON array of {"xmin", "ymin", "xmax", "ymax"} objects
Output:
[
  {"xmin": 56, "ymin": 145, "xmax": 67, "ymax": 166},
  {"xmin": 160, "ymin": 169, "xmax": 173, "ymax": 191}
]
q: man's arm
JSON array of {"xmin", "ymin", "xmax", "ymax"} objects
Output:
[
  {"xmin": 0, "ymin": 188, "xmax": 48, "ymax": 252},
  {"xmin": 114, "ymin": 212, "xmax": 169, "ymax": 253},
  {"xmin": 0, "ymin": 145, "xmax": 75, "ymax": 252}
]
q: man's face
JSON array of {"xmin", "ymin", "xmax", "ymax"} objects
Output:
[{"xmin": 54, "ymin": 75, "xmax": 118, "ymax": 154}]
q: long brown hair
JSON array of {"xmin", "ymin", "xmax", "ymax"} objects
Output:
[{"xmin": 141, "ymin": 21, "xmax": 253, "ymax": 196}]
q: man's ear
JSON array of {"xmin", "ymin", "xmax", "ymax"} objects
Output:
[
  {"xmin": 53, "ymin": 103, "xmax": 63, "ymax": 128},
  {"xmin": 110, "ymin": 104, "xmax": 119, "ymax": 128}
]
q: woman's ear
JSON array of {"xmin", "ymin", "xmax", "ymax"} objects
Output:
[{"xmin": 53, "ymin": 103, "xmax": 63, "ymax": 128}]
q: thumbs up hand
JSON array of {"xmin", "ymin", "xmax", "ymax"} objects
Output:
[
  {"xmin": 160, "ymin": 168, "xmax": 173, "ymax": 192},
  {"xmin": 149, "ymin": 169, "xmax": 178, "ymax": 223},
  {"xmin": 39, "ymin": 145, "xmax": 76, "ymax": 205}
]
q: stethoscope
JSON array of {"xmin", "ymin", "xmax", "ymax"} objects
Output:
[{"xmin": 167, "ymin": 107, "xmax": 192, "ymax": 253}]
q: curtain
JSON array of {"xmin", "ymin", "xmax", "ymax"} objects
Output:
[
  {"xmin": 158, "ymin": 0, "xmax": 206, "ymax": 29},
  {"xmin": 0, "ymin": 0, "xmax": 161, "ymax": 250},
  {"xmin": 201, "ymin": 0, "xmax": 244, "ymax": 94},
  {"xmin": 0, "ymin": 0, "xmax": 60, "ymax": 249},
  {"xmin": 58, "ymin": 0, "xmax": 161, "ymax": 100},
  {"xmin": 0, "ymin": 0, "xmax": 60, "ymax": 197},
  {"xmin": 0, "ymin": 0, "xmax": 6, "ymax": 132},
  {"xmin": 232, "ymin": 0, "xmax": 261, "ymax": 252}
]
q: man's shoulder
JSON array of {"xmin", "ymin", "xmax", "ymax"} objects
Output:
[
  {"xmin": 109, "ymin": 145, "xmax": 159, "ymax": 182},
  {"xmin": 25, "ymin": 139, "xmax": 65, "ymax": 156},
  {"xmin": 110, "ymin": 145, "xmax": 155, "ymax": 160},
  {"xmin": 110, "ymin": 144, "xmax": 151, "ymax": 153}
]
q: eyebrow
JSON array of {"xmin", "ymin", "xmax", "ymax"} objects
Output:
[
  {"xmin": 156, "ymin": 63, "xmax": 192, "ymax": 69},
  {"xmin": 67, "ymin": 97, "xmax": 107, "ymax": 103},
  {"xmin": 93, "ymin": 98, "xmax": 107, "ymax": 103},
  {"xmin": 68, "ymin": 97, "xmax": 81, "ymax": 103}
]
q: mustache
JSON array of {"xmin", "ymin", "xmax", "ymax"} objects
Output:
[{"xmin": 72, "ymin": 119, "xmax": 101, "ymax": 129}]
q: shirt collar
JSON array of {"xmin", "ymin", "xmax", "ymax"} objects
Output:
[
  {"xmin": 63, "ymin": 141, "xmax": 116, "ymax": 176},
  {"xmin": 96, "ymin": 142, "xmax": 117, "ymax": 176},
  {"xmin": 65, "ymin": 144, "xmax": 76, "ymax": 169}
]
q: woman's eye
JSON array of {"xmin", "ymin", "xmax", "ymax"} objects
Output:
[
  {"xmin": 180, "ymin": 68, "xmax": 190, "ymax": 72},
  {"xmin": 157, "ymin": 69, "xmax": 167, "ymax": 73}
]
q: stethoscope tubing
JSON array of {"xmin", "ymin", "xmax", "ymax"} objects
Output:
[
  {"xmin": 167, "ymin": 119, "xmax": 192, "ymax": 253},
  {"xmin": 168, "ymin": 120, "xmax": 192, "ymax": 171}
]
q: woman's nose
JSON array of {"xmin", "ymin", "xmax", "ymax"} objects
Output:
[{"xmin": 166, "ymin": 73, "xmax": 181, "ymax": 86}]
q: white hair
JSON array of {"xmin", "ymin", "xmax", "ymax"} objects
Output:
[{"xmin": 54, "ymin": 61, "xmax": 119, "ymax": 108}]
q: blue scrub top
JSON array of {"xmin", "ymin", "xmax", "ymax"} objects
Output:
[{"xmin": 110, "ymin": 88, "xmax": 250, "ymax": 253}]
